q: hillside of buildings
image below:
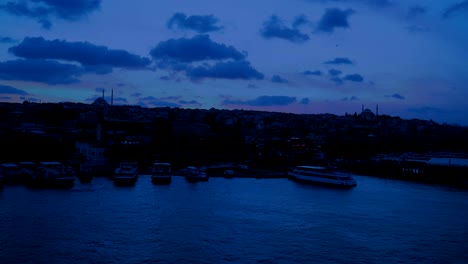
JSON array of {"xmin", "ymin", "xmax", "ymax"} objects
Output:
[{"xmin": 1, "ymin": 99, "xmax": 467, "ymax": 184}]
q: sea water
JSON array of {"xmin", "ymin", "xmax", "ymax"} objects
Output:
[{"xmin": 1, "ymin": 175, "xmax": 467, "ymax": 263}]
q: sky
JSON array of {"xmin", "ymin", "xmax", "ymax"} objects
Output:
[{"xmin": 0, "ymin": 0, "xmax": 467, "ymax": 125}]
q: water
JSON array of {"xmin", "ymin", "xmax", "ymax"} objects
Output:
[{"xmin": 1, "ymin": 175, "xmax": 467, "ymax": 263}]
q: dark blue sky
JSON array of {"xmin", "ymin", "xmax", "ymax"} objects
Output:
[{"xmin": 0, "ymin": 0, "xmax": 467, "ymax": 124}]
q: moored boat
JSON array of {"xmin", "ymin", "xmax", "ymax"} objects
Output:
[
  {"xmin": 288, "ymin": 165, "xmax": 357, "ymax": 188},
  {"xmin": 184, "ymin": 166, "xmax": 208, "ymax": 183},
  {"xmin": 151, "ymin": 162, "xmax": 172, "ymax": 184},
  {"xmin": 31, "ymin": 162, "xmax": 75, "ymax": 188},
  {"xmin": 113, "ymin": 162, "xmax": 138, "ymax": 186},
  {"xmin": 0, "ymin": 163, "xmax": 27, "ymax": 184}
]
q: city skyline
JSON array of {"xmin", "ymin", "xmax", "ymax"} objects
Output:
[{"xmin": 0, "ymin": 0, "xmax": 467, "ymax": 125}]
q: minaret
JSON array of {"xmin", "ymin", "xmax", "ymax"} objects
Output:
[
  {"xmin": 376, "ymin": 104, "xmax": 379, "ymax": 116},
  {"xmin": 362, "ymin": 105, "xmax": 364, "ymax": 112},
  {"xmin": 102, "ymin": 89, "xmax": 105, "ymax": 99},
  {"xmin": 111, "ymin": 89, "xmax": 114, "ymax": 106}
]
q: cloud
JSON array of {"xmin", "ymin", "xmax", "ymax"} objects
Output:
[
  {"xmin": 247, "ymin": 83, "xmax": 259, "ymax": 89},
  {"xmin": 0, "ymin": 59, "xmax": 83, "ymax": 84},
  {"xmin": 442, "ymin": 1, "xmax": 468, "ymax": 19},
  {"xmin": 292, "ymin": 14, "xmax": 310, "ymax": 28},
  {"xmin": 306, "ymin": 0, "xmax": 392, "ymax": 8},
  {"xmin": 316, "ymin": 8, "xmax": 355, "ymax": 33},
  {"xmin": 83, "ymin": 64, "xmax": 113, "ymax": 75},
  {"xmin": 223, "ymin": 95, "xmax": 296, "ymax": 106},
  {"xmin": 151, "ymin": 35, "xmax": 263, "ymax": 81},
  {"xmin": 179, "ymin": 100, "xmax": 202, "ymax": 106},
  {"xmin": 20, "ymin": 96, "xmax": 40, "ymax": 102},
  {"xmin": 341, "ymin": 96, "xmax": 359, "ymax": 101},
  {"xmin": 271, "ymin": 75, "xmax": 288, "ymax": 83},
  {"xmin": 343, "ymin": 73, "xmax": 364, "ymax": 82},
  {"xmin": 0, "ymin": 0, "xmax": 101, "ymax": 28},
  {"xmin": 407, "ymin": 106, "xmax": 444, "ymax": 114},
  {"xmin": 0, "ymin": 84, "xmax": 28, "ymax": 95},
  {"xmin": 260, "ymin": 15, "xmax": 310, "ymax": 43},
  {"xmin": 324, "ymin": 57, "xmax": 353, "ymax": 65},
  {"xmin": 385, "ymin": 93, "xmax": 405, "ymax": 100},
  {"xmin": 0, "ymin": 96, "xmax": 12, "ymax": 100},
  {"xmin": 150, "ymin": 34, "xmax": 246, "ymax": 63},
  {"xmin": 139, "ymin": 96, "xmax": 180, "ymax": 107},
  {"xmin": 302, "ymin": 70, "xmax": 322, "ymax": 76},
  {"xmin": 112, "ymin": 97, "xmax": 128, "ymax": 105},
  {"xmin": 0, "ymin": 36, "xmax": 17, "ymax": 43},
  {"xmin": 10, "ymin": 37, "xmax": 150, "ymax": 69},
  {"xmin": 407, "ymin": 5, "xmax": 427, "ymax": 19},
  {"xmin": 300, "ymin": 98, "xmax": 310, "ymax": 104},
  {"xmin": 330, "ymin": 77, "xmax": 343, "ymax": 85},
  {"xmin": 328, "ymin": 69, "xmax": 342, "ymax": 76},
  {"xmin": 406, "ymin": 25, "xmax": 430, "ymax": 33},
  {"xmin": 186, "ymin": 60, "xmax": 264, "ymax": 80},
  {"xmin": 167, "ymin": 12, "xmax": 223, "ymax": 33},
  {"xmin": 161, "ymin": 96, "xmax": 182, "ymax": 101}
]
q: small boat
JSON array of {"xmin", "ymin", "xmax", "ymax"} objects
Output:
[
  {"xmin": 288, "ymin": 165, "xmax": 357, "ymax": 188},
  {"xmin": 184, "ymin": 166, "xmax": 208, "ymax": 183},
  {"xmin": 31, "ymin": 162, "xmax": 75, "ymax": 188},
  {"xmin": 113, "ymin": 162, "xmax": 138, "ymax": 186},
  {"xmin": 151, "ymin": 162, "xmax": 172, "ymax": 184},
  {"xmin": 0, "ymin": 163, "xmax": 27, "ymax": 184},
  {"xmin": 223, "ymin": 169, "xmax": 234, "ymax": 178}
]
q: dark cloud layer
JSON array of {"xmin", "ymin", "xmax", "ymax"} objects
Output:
[
  {"xmin": 137, "ymin": 96, "xmax": 180, "ymax": 108},
  {"xmin": 271, "ymin": 75, "xmax": 288, "ymax": 83},
  {"xmin": 343, "ymin": 73, "xmax": 364, "ymax": 82},
  {"xmin": 302, "ymin": 70, "xmax": 322, "ymax": 76},
  {"xmin": 324, "ymin": 57, "xmax": 353, "ymax": 65},
  {"xmin": 0, "ymin": 59, "xmax": 83, "ymax": 84},
  {"xmin": 407, "ymin": 5, "xmax": 427, "ymax": 19},
  {"xmin": 328, "ymin": 69, "xmax": 342, "ymax": 76},
  {"xmin": 0, "ymin": 36, "xmax": 17, "ymax": 43},
  {"xmin": 406, "ymin": 25, "xmax": 430, "ymax": 33},
  {"xmin": 307, "ymin": 0, "xmax": 392, "ymax": 8},
  {"xmin": 186, "ymin": 60, "xmax": 264, "ymax": 80},
  {"xmin": 341, "ymin": 96, "xmax": 359, "ymax": 101},
  {"xmin": 330, "ymin": 76, "xmax": 343, "ymax": 85},
  {"xmin": 386, "ymin": 93, "xmax": 405, "ymax": 100},
  {"xmin": 223, "ymin": 95, "xmax": 296, "ymax": 106},
  {"xmin": 150, "ymin": 34, "xmax": 245, "ymax": 63},
  {"xmin": 442, "ymin": 1, "xmax": 468, "ymax": 19},
  {"xmin": 407, "ymin": 106, "xmax": 444, "ymax": 114},
  {"xmin": 10, "ymin": 37, "xmax": 150, "ymax": 68},
  {"xmin": 317, "ymin": 8, "xmax": 355, "ymax": 33},
  {"xmin": 260, "ymin": 15, "xmax": 310, "ymax": 43},
  {"xmin": 0, "ymin": 84, "xmax": 28, "ymax": 95},
  {"xmin": 151, "ymin": 35, "xmax": 263, "ymax": 81},
  {"xmin": 292, "ymin": 14, "xmax": 310, "ymax": 28},
  {"xmin": 167, "ymin": 12, "xmax": 223, "ymax": 33},
  {"xmin": 0, "ymin": 0, "xmax": 101, "ymax": 28}
]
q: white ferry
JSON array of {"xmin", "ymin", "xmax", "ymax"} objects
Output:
[{"xmin": 288, "ymin": 165, "xmax": 357, "ymax": 188}]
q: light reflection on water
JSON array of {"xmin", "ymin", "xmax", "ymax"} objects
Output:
[{"xmin": 1, "ymin": 175, "xmax": 467, "ymax": 263}]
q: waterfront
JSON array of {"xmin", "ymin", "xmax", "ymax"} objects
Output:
[{"xmin": 1, "ymin": 175, "xmax": 467, "ymax": 263}]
